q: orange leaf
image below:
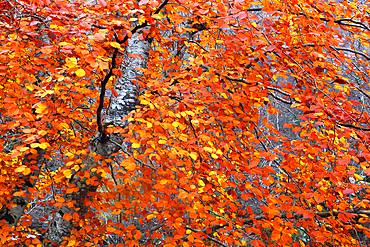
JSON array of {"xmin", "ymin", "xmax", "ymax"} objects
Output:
[{"xmin": 15, "ymin": 166, "xmax": 31, "ymax": 175}]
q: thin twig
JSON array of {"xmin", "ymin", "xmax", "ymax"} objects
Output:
[
  {"xmin": 185, "ymin": 227, "xmax": 229, "ymax": 247},
  {"xmin": 187, "ymin": 40, "xmax": 209, "ymax": 53},
  {"xmin": 337, "ymin": 123, "xmax": 370, "ymax": 132},
  {"xmin": 110, "ymin": 140, "xmax": 156, "ymax": 170},
  {"xmin": 331, "ymin": 46, "xmax": 370, "ymax": 61}
]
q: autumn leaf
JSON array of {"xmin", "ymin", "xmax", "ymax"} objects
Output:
[
  {"xmin": 298, "ymin": 210, "xmax": 315, "ymax": 219},
  {"xmin": 262, "ymin": 0, "xmax": 271, "ymax": 10},
  {"xmin": 35, "ymin": 103, "xmax": 47, "ymax": 114},
  {"xmin": 152, "ymin": 14, "xmax": 164, "ymax": 20},
  {"xmin": 178, "ymin": 191, "xmax": 188, "ymax": 199},
  {"xmin": 1, "ymin": 0, "xmax": 370, "ymax": 246},
  {"xmin": 110, "ymin": 42, "xmax": 120, "ymax": 48},
  {"xmin": 75, "ymin": 69, "xmax": 86, "ymax": 77},
  {"xmin": 111, "ymin": 89, "xmax": 119, "ymax": 97},
  {"xmin": 15, "ymin": 166, "xmax": 31, "ymax": 175},
  {"xmin": 334, "ymin": 78, "xmax": 347, "ymax": 84},
  {"xmin": 132, "ymin": 143, "xmax": 140, "ymax": 148}
]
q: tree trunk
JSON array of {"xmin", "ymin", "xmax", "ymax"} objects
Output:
[{"xmin": 42, "ymin": 27, "xmax": 151, "ymax": 246}]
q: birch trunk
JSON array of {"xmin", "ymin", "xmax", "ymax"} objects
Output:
[{"xmin": 41, "ymin": 29, "xmax": 151, "ymax": 246}]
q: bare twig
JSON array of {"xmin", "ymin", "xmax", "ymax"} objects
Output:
[
  {"xmin": 187, "ymin": 40, "xmax": 209, "ymax": 53},
  {"xmin": 331, "ymin": 46, "xmax": 370, "ymax": 61},
  {"xmin": 110, "ymin": 139, "xmax": 156, "ymax": 170},
  {"xmin": 185, "ymin": 227, "xmax": 229, "ymax": 247},
  {"xmin": 244, "ymin": 209, "xmax": 370, "ymax": 225},
  {"xmin": 337, "ymin": 123, "xmax": 370, "ymax": 132}
]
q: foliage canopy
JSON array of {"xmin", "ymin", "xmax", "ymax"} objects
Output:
[{"xmin": 1, "ymin": 0, "xmax": 370, "ymax": 246}]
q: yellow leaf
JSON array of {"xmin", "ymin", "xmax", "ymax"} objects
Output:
[
  {"xmin": 39, "ymin": 142, "xmax": 49, "ymax": 149},
  {"xmin": 15, "ymin": 165, "xmax": 27, "ymax": 173},
  {"xmin": 198, "ymin": 180, "xmax": 205, "ymax": 187},
  {"xmin": 158, "ymin": 140, "xmax": 167, "ymax": 144},
  {"xmin": 132, "ymin": 143, "xmax": 140, "ymax": 148},
  {"xmin": 110, "ymin": 42, "xmax": 121, "ymax": 48},
  {"xmin": 67, "ymin": 240, "xmax": 76, "ymax": 246},
  {"xmin": 65, "ymin": 57, "xmax": 78, "ymax": 68},
  {"xmin": 140, "ymin": 99, "xmax": 150, "ymax": 105},
  {"xmin": 190, "ymin": 152, "xmax": 197, "ymax": 161},
  {"xmin": 66, "ymin": 152, "xmax": 75, "ymax": 158},
  {"xmin": 35, "ymin": 103, "xmax": 47, "ymax": 114},
  {"xmin": 61, "ymin": 123, "xmax": 70, "ymax": 129},
  {"xmin": 18, "ymin": 147, "xmax": 30, "ymax": 152},
  {"xmin": 59, "ymin": 42, "xmax": 73, "ymax": 46},
  {"xmin": 147, "ymin": 214, "xmax": 156, "ymax": 220},
  {"xmin": 76, "ymin": 69, "xmax": 86, "ymax": 77},
  {"xmin": 204, "ymin": 147, "xmax": 213, "ymax": 153},
  {"xmin": 172, "ymin": 122, "xmax": 180, "ymax": 127},
  {"xmin": 26, "ymin": 84, "xmax": 35, "ymax": 91},
  {"xmin": 160, "ymin": 179, "xmax": 168, "ymax": 185},
  {"xmin": 152, "ymin": 14, "xmax": 164, "ymax": 20},
  {"xmin": 63, "ymin": 169, "xmax": 72, "ymax": 178},
  {"xmin": 30, "ymin": 143, "xmax": 40, "ymax": 148}
]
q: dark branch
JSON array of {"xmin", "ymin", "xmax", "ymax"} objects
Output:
[
  {"xmin": 97, "ymin": 47, "xmax": 118, "ymax": 143},
  {"xmin": 117, "ymin": 0, "xmax": 169, "ymax": 45},
  {"xmin": 247, "ymin": 7, "xmax": 264, "ymax": 11},
  {"xmin": 268, "ymin": 92, "xmax": 292, "ymax": 104},
  {"xmin": 337, "ymin": 123, "xmax": 370, "ymax": 131},
  {"xmin": 332, "ymin": 18, "xmax": 370, "ymax": 31},
  {"xmin": 331, "ymin": 46, "xmax": 370, "ymax": 61},
  {"xmin": 96, "ymin": 0, "xmax": 170, "ymax": 142},
  {"xmin": 244, "ymin": 209, "xmax": 370, "ymax": 225},
  {"xmin": 185, "ymin": 226, "xmax": 228, "ymax": 247}
]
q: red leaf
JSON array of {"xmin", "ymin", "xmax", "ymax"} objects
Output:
[
  {"xmin": 283, "ymin": 123, "xmax": 293, "ymax": 128},
  {"xmin": 47, "ymin": 31, "xmax": 57, "ymax": 41},
  {"xmin": 298, "ymin": 210, "xmax": 315, "ymax": 219},
  {"xmin": 334, "ymin": 78, "xmax": 346, "ymax": 84},
  {"xmin": 112, "ymin": 89, "xmax": 119, "ymax": 97}
]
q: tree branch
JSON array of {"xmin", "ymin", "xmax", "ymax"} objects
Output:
[
  {"xmin": 97, "ymin": 0, "xmax": 170, "ymax": 142},
  {"xmin": 337, "ymin": 123, "xmax": 370, "ymax": 131},
  {"xmin": 330, "ymin": 46, "xmax": 370, "ymax": 61},
  {"xmin": 243, "ymin": 209, "xmax": 370, "ymax": 225},
  {"xmin": 185, "ymin": 226, "xmax": 229, "ymax": 247}
]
